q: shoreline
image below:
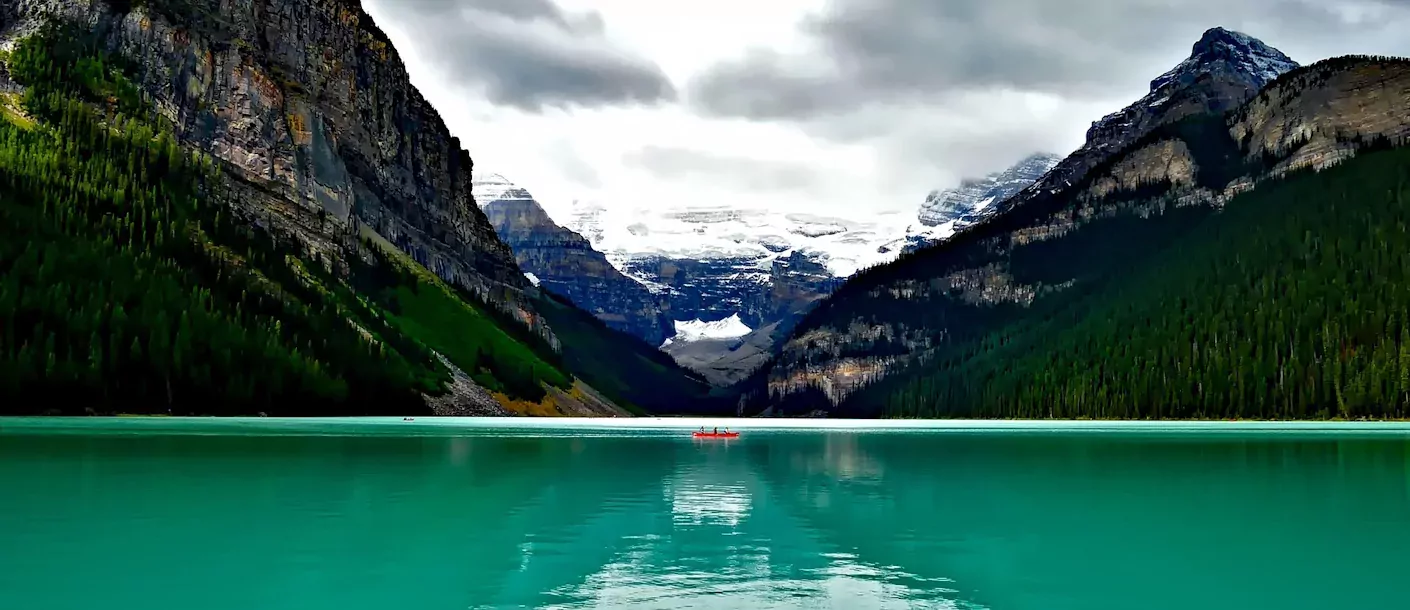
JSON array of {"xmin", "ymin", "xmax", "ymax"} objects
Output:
[{"xmin": 5, "ymin": 416, "xmax": 1410, "ymax": 437}]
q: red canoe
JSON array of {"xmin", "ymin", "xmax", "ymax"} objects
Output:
[{"xmin": 693, "ymin": 432, "xmax": 740, "ymax": 438}]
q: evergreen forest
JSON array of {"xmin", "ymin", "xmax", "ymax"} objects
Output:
[
  {"xmin": 844, "ymin": 143, "xmax": 1410, "ymax": 419},
  {"xmin": 0, "ymin": 24, "xmax": 667, "ymax": 415}
]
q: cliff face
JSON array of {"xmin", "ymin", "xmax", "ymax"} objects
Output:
[
  {"xmin": 477, "ymin": 178, "xmax": 675, "ymax": 346},
  {"xmin": 755, "ymin": 46, "xmax": 1410, "ymax": 414},
  {"xmin": 0, "ymin": 0, "xmax": 535, "ymax": 320},
  {"xmin": 993, "ymin": 27, "xmax": 1297, "ymax": 218},
  {"xmin": 1232, "ymin": 59, "xmax": 1410, "ymax": 174}
]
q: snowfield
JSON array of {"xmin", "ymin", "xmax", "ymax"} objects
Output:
[{"xmin": 660, "ymin": 314, "xmax": 754, "ymax": 348}]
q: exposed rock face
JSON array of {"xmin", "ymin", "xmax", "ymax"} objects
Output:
[
  {"xmin": 993, "ymin": 27, "xmax": 1298, "ymax": 218},
  {"xmin": 423, "ymin": 353, "xmax": 511, "ymax": 416},
  {"xmin": 622, "ymin": 255, "xmax": 772, "ymax": 328},
  {"xmin": 0, "ymin": 0, "xmax": 537, "ymax": 326},
  {"xmin": 1088, "ymin": 140, "xmax": 1197, "ymax": 199},
  {"xmin": 765, "ymin": 251, "xmax": 841, "ymax": 326},
  {"xmin": 918, "ymin": 153, "xmax": 1062, "ymax": 227},
  {"xmin": 474, "ymin": 173, "xmax": 674, "ymax": 345},
  {"xmin": 1232, "ymin": 58, "xmax": 1410, "ymax": 174},
  {"xmin": 660, "ymin": 321, "xmax": 780, "ymax": 387},
  {"xmin": 753, "ymin": 30, "xmax": 1410, "ymax": 413}
]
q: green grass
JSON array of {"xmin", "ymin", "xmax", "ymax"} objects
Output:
[
  {"xmin": 0, "ymin": 94, "xmax": 36, "ymax": 130},
  {"xmin": 357, "ymin": 225, "xmax": 571, "ymax": 400},
  {"xmin": 390, "ymin": 282, "xmax": 569, "ymax": 388}
]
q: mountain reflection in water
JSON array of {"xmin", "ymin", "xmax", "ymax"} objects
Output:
[{"xmin": 2, "ymin": 423, "xmax": 1409, "ymax": 610}]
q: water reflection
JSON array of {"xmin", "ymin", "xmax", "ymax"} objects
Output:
[
  {"xmin": 666, "ymin": 473, "xmax": 752, "ymax": 528},
  {"xmin": 3, "ymin": 431, "xmax": 1410, "ymax": 610}
]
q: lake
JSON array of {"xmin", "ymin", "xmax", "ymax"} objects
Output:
[{"xmin": 2, "ymin": 418, "xmax": 1410, "ymax": 609}]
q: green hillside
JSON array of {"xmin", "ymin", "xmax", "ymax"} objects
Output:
[
  {"xmin": 842, "ymin": 142, "xmax": 1410, "ymax": 419},
  {"xmin": 350, "ymin": 227, "xmax": 571, "ymax": 403},
  {"xmin": 0, "ymin": 23, "xmax": 600, "ymax": 415}
]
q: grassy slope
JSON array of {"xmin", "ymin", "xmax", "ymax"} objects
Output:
[{"xmin": 355, "ymin": 225, "xmax": 573, "ymax": 400}]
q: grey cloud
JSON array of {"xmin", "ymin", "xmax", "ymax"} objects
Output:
[
  {"xmin": 623, "ymin": 146, "xmax": 831, "ymax": 195},
  {"xmin": 688, "ymin": 0, "xmax": 1410, "ymax": 121},
  {"xmin": 544, "ymin": 139, "xmax": 603, "ymax": 189},
  {"xmin": 367, "ymin": 0, "xmax": 675, "ymax": 112}
]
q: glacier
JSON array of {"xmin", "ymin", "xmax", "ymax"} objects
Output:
[{"xmin": 660, "ymin": 314, "xmax": 754, "ymax": 348}]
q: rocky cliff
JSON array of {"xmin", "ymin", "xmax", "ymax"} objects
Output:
[
  {"xmin": 474, "ymin": 172, "xmax": 675, "ymax": 346},
  {"xmin": 751, "ymin": 33, "xmax": 1410, "ymax": 414},
  {"xmin": 993, "ymin": 27, "xmax": 1297, "ymax": 218},
  {"xmin": 0, "ymin": 0, "xmax": 539, "ymax": 328}
]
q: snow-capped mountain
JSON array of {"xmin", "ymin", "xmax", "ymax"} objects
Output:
[
  {"xmin": 471, "ymin": 171, "xmax": 675, "ymax": 345},
  {"xmin": 475, "ymin": 157, "xmax": 1054, "ymax": 384},
  {"xmin": 1148, "ymin": 27, "xmax": 1297, "ymax": 97},
  {"xmin": 567, "ymin": 203, "xmax": 915, "ymax": 283},
  {"xmin": 471, "ymin": 172, "xmax": 526, "ymax": 208},
  {"xmin": 918, "ymin": 153, "xmax": 1062, "ymax": 227},
  {"xmin": 551, "ymin": 154, "xmax": 1056, "ymax": 384}
]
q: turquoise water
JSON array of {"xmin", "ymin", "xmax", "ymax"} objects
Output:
[{"xmin": 2, "ymin": 418, "xmax": 1410, "ymax": 609}]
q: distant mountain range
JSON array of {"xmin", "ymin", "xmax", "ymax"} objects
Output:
[{"xmin": 477, "ymin": 153, "xmax": 1058, "ymax": 384}]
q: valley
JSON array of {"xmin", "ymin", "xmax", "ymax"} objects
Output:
[{"xmin": 1, "ymin": 1, "xmax": 1409, "ymax": 421}]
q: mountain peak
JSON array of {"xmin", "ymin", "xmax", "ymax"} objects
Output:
[
  {"xmin": 1195, "ymin": 26, "xmax": 1252, "ymax": 48},
  {"xmin": 1150, "ymin": 27, "xmax": 1298, "ymax": 94},
  {"xmin": 471, "ymin": 170, "xmax": 533, "ymax": 205}
]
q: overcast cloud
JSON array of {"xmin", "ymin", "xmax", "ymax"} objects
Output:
[
  {"xmin": 370, "ymin": 0, "xmax": 675, "ymax": 112},
  {"xmin": 686, "ymin": 0, "xmax": 1394, "ymax": 121},
  {"xmin": 363, "ymin": 0, "xmax": 1410, "ymax": 220}
]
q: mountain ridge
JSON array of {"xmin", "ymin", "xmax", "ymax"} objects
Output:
[
  {"xmin": 742, "ymin": 27, "xmax": 1409, "ymax": 413},
  {"xmin": 992, "ymin": 27, "xmax": 1300, "ymax": 221}
]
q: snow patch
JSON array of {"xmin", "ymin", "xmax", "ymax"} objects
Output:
[
  {"xmin": 660, "ymin": 314, "xmax": 753, "ymax": 348},
  {"xmin": 971, "ymin": 195, "xmax": 998, "ymax": 214}
]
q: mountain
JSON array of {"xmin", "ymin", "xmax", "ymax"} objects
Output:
[
  {"xmin": 992, "ymin": 27, "xmax": 1298, "ymax": 219},
  {"xmin": 916, "ymin": 153, "xmax": 1062, "ymax": 235},
  {"xmin": 568, "ymin": 203, "xmax": 914, "ymax": 283},
  {"xmin": 562, "ymin": 203, "xmax": 875, "ymax": 383},
  {"xmin": 745, "ymin": 31, "xmax": 1410, "ymax": 418},
  {"xmin": 0, "ymin": 0, "xmax": 714, "ymax": 416},
  {"xmin": 473, "ymin": 171, "xmax": 674, "ymax": 346},
  {"xmin": 557, "ymin": 154, "xmax": 1053, "ymax": 385}
]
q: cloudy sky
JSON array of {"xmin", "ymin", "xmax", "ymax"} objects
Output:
[{"xmin": 361, "ymin": 0, "xmax": 1410, "ymax": 219}]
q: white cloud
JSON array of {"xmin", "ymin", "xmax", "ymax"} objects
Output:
[{"xmin": 362, "ymin": 0, "xmax": 1410, "ymax": 222}]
